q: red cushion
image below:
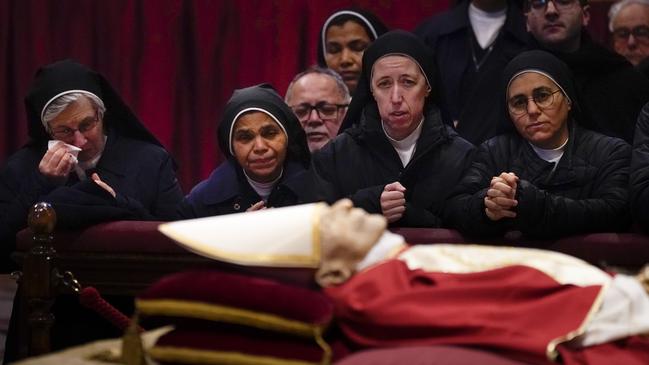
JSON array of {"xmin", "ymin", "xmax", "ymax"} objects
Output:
[
  {"xmin": 151, "ymin": 326, "xmax": 331, "ymax": 365},
  {"xmin": 137, "ymin": 270, "xmax": 333, "ymax": 333}
]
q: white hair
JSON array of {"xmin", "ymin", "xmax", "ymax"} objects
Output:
[
  {"xmin": 285, "ymin": 66, "xmax": 351, "ymax": 104},
  {"xmin": 42, "ymin": 91, "xmax": 106, "ymax": 131},
  {"xmin": 609, "ymin": 0, "xmax": 649, "ymax": 32}
]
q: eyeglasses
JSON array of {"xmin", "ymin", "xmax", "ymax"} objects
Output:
[
  {"xmin": 525, "ymin": 0, "xmax": 579, "ymax": 12},
  {"xmin": 612, "ymin": 26, "xmax": 649, "ymax": 42},
  {"xmin": 290, "ymin": 102, "xmax": 348, "ymax": 121},
  {"xmin": 49, "ymin": 113, "xmax": 100, "ymax": 140},
  {"xmin": 508, "ymin": 89, "xmax": 563, "ymax": 116}
]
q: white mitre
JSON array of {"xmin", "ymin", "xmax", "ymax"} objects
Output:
[{"xmin": 159, "ymin": 203, "xmax": 328, "ymax": 268}]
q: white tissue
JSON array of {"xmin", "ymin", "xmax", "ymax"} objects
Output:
[{"xmin": 48, "ymin": 140, "xmax": 81, "ymax": 163}]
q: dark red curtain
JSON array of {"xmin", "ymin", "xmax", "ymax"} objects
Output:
[{"xmin": 0, "ymin": 0, "xmax": 614, "ymax": 191}]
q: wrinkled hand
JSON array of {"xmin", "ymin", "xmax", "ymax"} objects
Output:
[
  {"xmin": 91, "ymin": 173, "xmax": 116, "ymax": 198},
  {"xmin": 38, "ymin": 141, "xmax": 77, "ymax": 184},
  {"xmin": 381, "ymin": 181, "xmax": 406, "ymax": 223},
  {"xmin": 247, "ymin": 200, "xmax": 266, "ymax": 212},
  {"xmin": 484, "ymin": 172, "xmax": 518, "ymax": 221}
]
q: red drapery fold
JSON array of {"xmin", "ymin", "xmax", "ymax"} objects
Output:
[{"xmin": 0, "ymin": 0, "xmax": 614, "ymax": 191}]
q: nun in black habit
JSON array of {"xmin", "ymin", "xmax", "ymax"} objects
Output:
[
  {"xmin": 311, "ymin": 30, "xmax": 475, "ymax": 228},
  {"xmin": 0, "ymin": 59, "xmax": 183, "ymax": 268},
  {"xmin": 444, "ymin": 50, "xmax": 631, "ymax": 239},
  {"xmin": 317, "ymin": 8, "xmax": 388, "ymax": 95},
  {"xmin": 178, "ymin": 84, "xmax": 313, "ymax": 218}
]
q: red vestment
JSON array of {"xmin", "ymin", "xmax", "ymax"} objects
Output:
[{"xmin": 325, "ymin": 259, "xmax": 643, "ymax": 364}]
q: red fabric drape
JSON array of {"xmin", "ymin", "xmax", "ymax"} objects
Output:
[{"xmin": 0, "ymin": 0, "xmax": 614, "ymax": 191}]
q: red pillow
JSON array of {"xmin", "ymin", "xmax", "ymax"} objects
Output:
[
  {"xmin": 149, "ymin": 325, "xmax": 344, "ymax": 365},
  {"xmin": 136, "ymin": 270, "xmax": 333, "ymax": 338}
]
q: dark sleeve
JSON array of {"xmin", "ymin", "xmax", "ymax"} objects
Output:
[
  {"xmin": 398, "ymin": 202, "xmax": 441, "ymax": 228},
  {"xmin": 42, "ymin": 180, "xmax": 153, "ymax": 229},
  {"xmin": 311, "ymin": 147, "xmax": 342, "ymax": 205},
  {"xmin": 619, "ymin": 68, "xmax": 649, "ymax": 143},
  {"xmin": 0, "ymin": 163, "xmax": 58, "ymax": 242},
  {"xmin": 147, "ymin": 154, "xmax": 184, "ymax": 220},
  {"xmin": 515, "ymin": 142, "xmax": 631, "ymax": 237},
  {"xmin": 400, "ymin": 141, "xmax": 476, "ymax": 228},
  {"xmin": 348, "ymin": 185, "xmax": 383, "ymax": 214},
  {"xmin": 630, "ymin": 103, "xmax": 649, "ymax": 230},
  {"xmin": 311, "ymin": 145, "xmax": 384, "ymax": 214},
  {"xmin": 442, "ymin": 141, "xmax": 511, "ymax": 236},
  {"xmin": 175, "ymin": 197, "xmax": 200, "ymax": 220}
]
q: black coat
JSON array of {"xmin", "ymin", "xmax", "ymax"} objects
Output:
[
  {"xmin": 538, "ymin": 34, "xmax": 649, "ymax": 143},
  {"xmin": 0, "ymin": 128, "xmax": 183, "ymax": 266},
  {"xmin": 444, "ymin": 125, "xmax": 631, "ymax": 238},
  {"xmin": 177, "ymin": 161, "xmax": 314, "ymax": 218},
  {"xmin": 312, "ymin": 105, "xmax": 475, "ymax": 228},
  {"xmin": 630, "ymin": 102, "xmax": 649, "ymax": 231},
  {"xmin": 414, "ymin": 0, "xmax": 530, "ymax": 145}
]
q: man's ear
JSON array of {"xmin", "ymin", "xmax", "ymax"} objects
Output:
[{"xmin": 582, "ymin": 5, "xmax": 591, "ymax": 27}]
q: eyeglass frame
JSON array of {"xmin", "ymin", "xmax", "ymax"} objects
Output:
[
  {"xmin": 290, "ymin": 102, "xmax": 349, "ymax": 121},
  {"xmin": 612, "ymin": 26, "xmax": 649, "ymax": 42},
  {"xmin": 48, "ymin": 111, "xmax": 101, "ymax": 140},
  {"xmin": 507, "ymin": 89, "xmax": 564, "ymax": 116},
  {"xmin": 524, "ymin": 0, "xmax": 583, "ymax": 13}
]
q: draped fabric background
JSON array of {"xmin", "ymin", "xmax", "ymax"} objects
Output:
[{"xmin": 0, "ymin": 0, "xmax": 614, "ymax": 191}]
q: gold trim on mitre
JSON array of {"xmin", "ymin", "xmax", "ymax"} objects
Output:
[{"xmin": 158, "ymin": 203, "xmax": 327, "ymax": 268}]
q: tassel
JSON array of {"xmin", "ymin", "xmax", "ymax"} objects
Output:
[{"xmin": 78, "ymin": 286, "xmax": 143, "ymax": 332}]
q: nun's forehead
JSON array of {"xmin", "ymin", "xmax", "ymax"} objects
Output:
[
  {"xmin": 228, "ymin": 107, "xmax": 287, "ymax": 156},
  {"xmin": 507, "ymin": 70, "xmax": 561, "ymax": 91},
  {"xmin": 370, "ymin": 54, "xmax": 430, "ymax": 86},
  {"xmin": 233, "ymin": 108, "xmax": 281, "ymax": 128}
]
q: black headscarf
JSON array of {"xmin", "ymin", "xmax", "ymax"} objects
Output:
[
  {"xmin": 217, "ymin": 84, "xmax": 310, "ymax": 169},
  {"xmin": 316, "ymin": 8, "xmax": 389, "ymax": 67},
  {"xmin": 24, "ymin": 59, "xmax": 163, "ymax": 148},
  {"xmin": 502, "ymin": 50, "xmax": 582, "ymax": 124},
  {"xmin": 340, "ymin": 30, "xmax": 439, "ymax": 132}
]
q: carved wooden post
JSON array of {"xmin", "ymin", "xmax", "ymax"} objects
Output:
[{"xmin": 19, "ymin": 202, "xmax": 58, "ymax": 357}]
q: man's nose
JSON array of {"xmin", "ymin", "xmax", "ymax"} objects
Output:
[
  {"xmin": 307, "ymin": 108, "xmax": 323, "ymax": 123},
  {"xmin": 545, "ymin": 0, "xmax": 559, "ymax": 14}
]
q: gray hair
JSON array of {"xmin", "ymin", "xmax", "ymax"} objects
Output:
[
  {"xmin": 42, "ymin": 91, "xmax": 106, "ymax": 132},
  {"xmin": 285, "ymin": 66, "xmax": 351, "ymax": 104},
  {"xmin": 609, "ymin": 0, "xmax": 649, "ymax": 31}
]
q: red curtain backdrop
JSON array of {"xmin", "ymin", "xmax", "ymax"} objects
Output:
[{"xmin": 0, "ymin": 0, "xmax": 614, "ymax": 191}]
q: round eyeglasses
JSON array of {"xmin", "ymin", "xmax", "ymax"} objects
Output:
[
  {"xmin": 508, "ymin": 89, "xmax": 563, "ymax": 116},
  {"xmin": 49, "ymin": 113, "xmax": 100, "ymax": 140},
  {"xmin": 613, "ymin": 26, "xmax": 649, "ymax": 43}
]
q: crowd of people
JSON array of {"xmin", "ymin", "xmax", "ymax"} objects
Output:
[
  {"xmin": 3, "ymin": 1, "xmax": 649, "ymax": 265},
  {"xmin": 2, "ymin": 0, "xmax": 649, "ymax": 362}
]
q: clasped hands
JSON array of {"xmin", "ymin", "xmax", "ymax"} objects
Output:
[
  {"xmin": 484, "ymin": 172, "xmax": 518, "ymax": 221},
  {"xmin": 381, "ymin": 181, "xmax": 406, "ymax": 223}
]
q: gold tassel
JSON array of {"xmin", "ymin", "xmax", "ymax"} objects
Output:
[{"xmin": 121, "ymin": 313, "xmax": 146, "ymax": 365}]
